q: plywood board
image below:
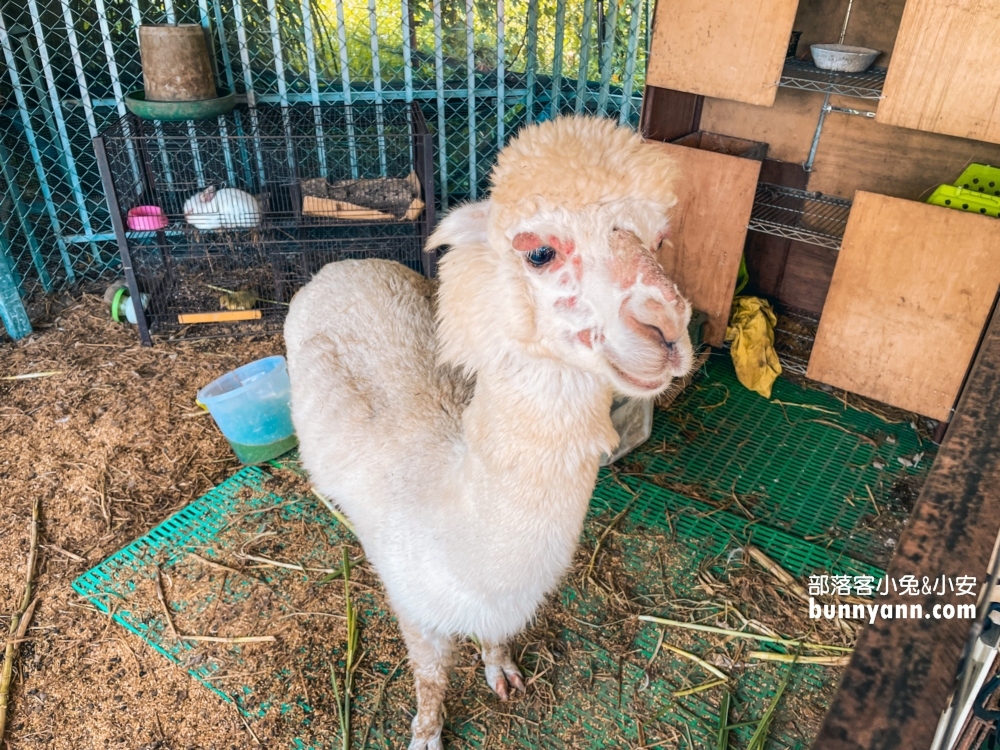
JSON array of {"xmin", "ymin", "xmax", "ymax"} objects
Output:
[
  {"xmin": 700, "ymin": 89, "xmax": 1000, "ymax": 201},
  {"xmin": 642, "ymin": 140, "xmax": 762, "ymax": 346},
  {"xmin": 807, "ymin": 192, "xmax": 1000, "ymax": 420},
  {"xmin": 876, "ymin": 0, "xmax": 1000, "ymax": 144},
  {"xmin": 810, "ymin": 98, "xmax": 1000, "ymax": 199},
  {"xmin": 646, "ymin": 0, "xmax": 800, "ymax": 107},
  {"xmin": 699, "ymin": 88, "xmax": 825, "ymax": 164}
]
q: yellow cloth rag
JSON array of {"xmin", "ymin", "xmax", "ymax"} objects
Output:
[{"xmin": 725, "ymin": 296, "xmax": 782, "ymax": 399}]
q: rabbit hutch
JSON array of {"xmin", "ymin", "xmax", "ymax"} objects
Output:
[
  {"xmin": 94, "ymin": 101, "xmax": 434, "ymax": 345},
  {"xmin": 636, "ymin": 0, "xmax": 1000, "ymax": 746}
]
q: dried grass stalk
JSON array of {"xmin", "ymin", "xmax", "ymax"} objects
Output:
[
  {"xmin": 638, "ymin": 615, "xmax": 852, "ymax": 653},
  {"xmin": 0, "ymin": 498, "xmax": 41, "ymax": 742},
  {"xmin": 745, "ymin": 546, "xmax": 809, "ymax": 603}
]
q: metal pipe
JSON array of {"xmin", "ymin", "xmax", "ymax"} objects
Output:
[
  {"xmin": 0, "ymin": 138, "xmax": 51, "ymax": 291},
  {"xmin": 26, "ymin": 0, "xmax": 101, "ymax": 263},
  {"xmin": 334, "ymin": 0, "xmax": 359, "ymax": 178},
  {"xmin": 301, "ymin": 0, "xmax": 328, "ymax": 177},
  {"xmin": 0, "ymin": 16, "xmax": 74, "ymax": 282},
  {"xmin": 497, "ymin": 0, "xmax": 506, "ymax": 148},
  {"xmin": 618, "ymin": 0, "xmax": 644, "ymax": 125},
  {"xmin": 465, "ymin": 0, "xmax": 477, "ymax": 198},
  {"xmin": 266, "ymin": 0, "xmax": 297, "ymax": 174},
  {"xmin": 233, "ymin": 0, "xmax": 267, "ymax": 187},
  {"xmin": 575, "ymin": 0, "xmax": 595, "ymax": 113},
  {"xmin": 93, "ymin": 0, "xmax": 143, "ymax": 188},
  {"xmin": 368, "ymin": 0, "xmax": 388, "ymax": 176},
  {"xmin": 805, "ymin": 99, "xmax": 877, "ymax": 172},
  {"xmin": 804, "ymin": 92, "xmax": 832, "ymax": 172},
  {"xmin": 549, "ymin": 0, "xmax": 566, "ymax": 119},
  {"xmin": 0, "ymin": 235, "xmax": 31, "ymax": 340},
  {"xmin": 526, "ymin": 0, "xmax": 538, "ymax": 123},
  {"xmin": 596, "ymin": 0, "xmax": 619, "ymax": 116},
  {"xmin": 828, "ymin": 104, "xmax": 876, "ymax": 118},
  {"xmin": 432, "ymin": 0, "xmax": 448, "ymax": 207},
  {"xmin": 839, "ymin": 0, "xmax": 855, "ymax": 44}
]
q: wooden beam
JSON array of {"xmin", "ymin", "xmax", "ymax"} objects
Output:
[{"xmin": 813, "ymin": 303, "xmax": 1000, "ymax": 749}]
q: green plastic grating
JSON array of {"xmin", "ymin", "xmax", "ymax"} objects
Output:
[
  {"xmin": 627, "ymin": 353, "xmax": 935, "ymax": 572},
  {"xmin": 71, "ymin": 355, "xmax": 935, "ymax": 748}
]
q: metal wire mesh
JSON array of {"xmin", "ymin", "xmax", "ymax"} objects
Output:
[
  {"xmin": 748, "ymin": 183, "xmax": 853, "ymax": 251},
  {"xmin": 96, "ymin": 102, "xmax": 433, "ymax": 342},
  {"xmin": 779, "ymin": 59, "xmax": 886, "ymax": 100},
  {"xmin": 0, "ymin": 0, "xmax": 653, "ymax": 337}
]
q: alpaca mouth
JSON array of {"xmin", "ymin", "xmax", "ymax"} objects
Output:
[{"xmin": 607, "ymin": 358, "xmax": 667, "ymax": 393}]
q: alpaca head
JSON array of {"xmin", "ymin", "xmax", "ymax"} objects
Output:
[{"xmin": 432, "ymin": 116, "xmax": 693, "ymax": 398}]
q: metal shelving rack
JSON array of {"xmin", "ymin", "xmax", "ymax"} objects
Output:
[
  {"xmin": 779, "ymin": 59, "xmax": 887, "ymax": 100},
  {"xmin": 748, "ymin": 184, "xmax": 852, "ymax": 250}
]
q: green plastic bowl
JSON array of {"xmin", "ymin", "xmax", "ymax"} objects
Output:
[{"xmin": 124, "ymin": 89, "xmax": 237, "ymax": 122}]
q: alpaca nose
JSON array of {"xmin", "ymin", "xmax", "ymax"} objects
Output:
[{"xmin": 623, "ymin": 298, "xmax": 683, "ymax": 353}]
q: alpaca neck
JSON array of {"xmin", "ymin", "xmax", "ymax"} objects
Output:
[{"xmin": 460, "ymin": 355, "xmax": 619, "ymax": 515}]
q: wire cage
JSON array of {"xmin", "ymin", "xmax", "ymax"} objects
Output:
[{"xmin": 92, "ymin": 102, "xmax": 435, "ymax": 345}]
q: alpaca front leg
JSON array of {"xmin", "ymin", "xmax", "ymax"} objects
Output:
[
  {"xmin": 482, "ymin": 641, "xmax": 525, "ymax": 701},
  {"xmin": 399, "ymin": 618, "xmax": 454, "ymax": 750}
]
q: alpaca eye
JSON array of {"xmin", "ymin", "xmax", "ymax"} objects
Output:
[{"xmin": 526, "ymin": 246, "xmax": 556, "ymax": 267}]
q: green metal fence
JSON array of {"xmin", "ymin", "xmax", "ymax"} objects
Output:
[{"xmin": 0, "ymin": 0, "xmax": 652, "ymax": 339}]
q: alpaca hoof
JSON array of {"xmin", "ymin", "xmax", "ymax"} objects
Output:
[
  {"xmin": 485, "ymin": 662, "xmax": 526, "ymax": 701},
  {"xmin": 407, "ymin": 736, "xmax": 443, "ymax": 750},
  {"xmin": 409, "ymin": 713, "xmax": 443, "ymax": 750}
]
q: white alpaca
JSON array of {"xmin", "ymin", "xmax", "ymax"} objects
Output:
[{"xmin": 284, "ymin": 116, "xmax": 693, "ymax": 749}]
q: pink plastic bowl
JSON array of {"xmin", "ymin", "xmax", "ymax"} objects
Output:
[{"xmin": 127, "ymin": 205, "xmax": 168, "ymax": 231}]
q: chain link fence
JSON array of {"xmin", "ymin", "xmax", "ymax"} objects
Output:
[{"xmin": 0, "ymin": 0, "xmax": 652, "ymax": 338}]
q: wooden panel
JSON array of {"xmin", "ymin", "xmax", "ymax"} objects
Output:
[
  {"xmin": 807, "ymin": 192, "xmax": 1000, "ymax": 420},
  {"xmin": 876, "ymin": 0, "xmax": 1000, "ymax": 144},
  {"xmin": 814, "ymin": 305, "xmax": 1000, "ymax": 750},
  {"xmin": 642, "ymin": 140, "xmax": 762, "ymax": 346},
  {"xmin": 639, "ymin": 86, "xmax": 703, "ymax": 143},
  {"xmin": 699, "ymin": 88, "xmax": 823, "ymax": 164},
  {"xmin": 810, "ymin": 96, "xmax": 1000, "ymax": 199},
  {"xmin": 776, "ymin": 241, "xmax": 837, "ymax": 313},
  {"xmin": 646, "ymin": 0, "xmax": 800, "ymax": 107}
]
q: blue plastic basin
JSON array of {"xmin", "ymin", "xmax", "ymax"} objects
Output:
[{"xmin": 197, "ymin": 355, "xmax": 298, "ymax": 464}]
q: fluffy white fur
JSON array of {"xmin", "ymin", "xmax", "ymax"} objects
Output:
[{"xmin": 284, "ymin": 115, "xmax": 692, "ymax": 749}]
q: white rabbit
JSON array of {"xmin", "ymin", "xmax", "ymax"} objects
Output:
[{"xmin": 182, "ymin": 186, "xmax": 262, "ymax": 230}]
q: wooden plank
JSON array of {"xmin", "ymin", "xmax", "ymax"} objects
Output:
[
  {"xmin": 646, "ymin": 0, "xmax": 800, "ymax": 107},
  {"xmin": 807, "ymin": 191, "xmax": 1000, "ymax": 420},
  {"xmin": 700, "ymin": 90, "xmax": 1000, "ymax": 205},
  {"xmin": 876, "ymin": 0, "xmax": 1000, "ymax": 144},
  {"xmin": 776, "ymin": 241, "xmax": 836, "ymax": 313},
  {"xmin": 639, "ymin": 86, "xmax": 702, "ymax": 143},
  {"xmin": 813, "ymin": 304, "xmax": 1000, "ymax": 750},
  {"xmin": 642, "ymin": 140, "xmax": 762, "ymax": 346},
  {"xmin": 809, "ymin": 98, "xmax": 1000, "ymax": 199},
  {"xmin": 177, "ymin": 310, "xmax": 262, "ymax": 324}
]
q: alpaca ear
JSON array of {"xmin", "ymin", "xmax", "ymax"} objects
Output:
[{"xmin": 425, "ymin": 200, "xmax": 492, "ymax": 253}]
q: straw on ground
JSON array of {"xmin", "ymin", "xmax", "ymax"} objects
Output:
[
  {"xmin": 0, "ymin": 497, "xmax": 41, "ymax": 742},
  {"xmin": 638, "ymin": 615, "xmax": 853, "ymax": 653}
]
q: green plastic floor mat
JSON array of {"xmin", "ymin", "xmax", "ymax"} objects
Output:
[
  {"xmin": 626, "ymin": 353, "xmax": 935, "ymax": 572},
  {"xmin": 71, "ymin": 355, "xmax": 935, "ymax": 748}
]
